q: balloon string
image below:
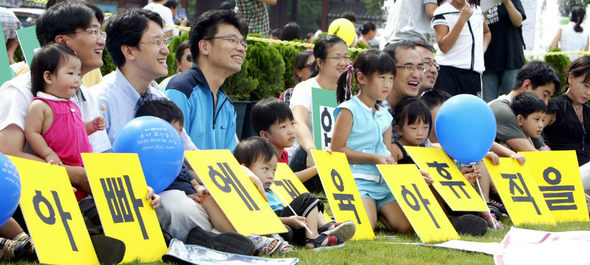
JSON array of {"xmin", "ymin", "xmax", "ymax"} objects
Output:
[
  {"xmin": 472, "ymin": 162, "xmax": 497, "ymax": 230},
  {"xmin": 269, "ymin": 185, "xmax": 313, "ymax": 234}
]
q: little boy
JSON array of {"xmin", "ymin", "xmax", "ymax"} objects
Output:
[
  {"xmin": 234, "ymin": 137, "xmax": 355, "ymax": 249},
  {"xmin": 510, "ymin": 92, "xmax": 548, "ymax": 150},
  {"xmin": 250, "ymin": 98, "xmax": 318, "ymax": 186}
]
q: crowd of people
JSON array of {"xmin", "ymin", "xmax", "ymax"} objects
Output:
[{"xmin": 0, "ymin": 0, "xmax": 589, "ymax": 262}]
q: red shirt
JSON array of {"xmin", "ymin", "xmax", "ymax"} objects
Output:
[{"xmin": 278, "ymin": 149, "xmax": 289, "ymax": 164}]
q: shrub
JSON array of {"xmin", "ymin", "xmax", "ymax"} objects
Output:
[{"xmin": 544, "ymin": 47, "xmax": 570, "ymax": 95}]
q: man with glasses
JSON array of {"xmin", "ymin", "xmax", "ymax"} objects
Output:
[
  {"xmin": 415, "ymin": 41, "xmax": 439, "ymax": 95},
  {"xmin": 0, "ymin": 1, "xmax": 111, "ymax": 182},
  {"xmin": 92, "ymin": 8, "xmax": 174, "ymax": 144},
  {"xmin": 162, "ymin": 9, "xmax": 262, "ymax": 253},
  {"xmin": 166, "ymin": 9, "xmax": 248, "ymax": 151},
  {"xmin": 383, "ymin": 41, "xmax": 424, "ymax": 142}
]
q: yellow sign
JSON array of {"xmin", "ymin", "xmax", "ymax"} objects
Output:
[
  {"xmin": 484, "ymin": 157, "xmax": 555, "ymax": 226},
  {"xmin": 273, "ymin": 163, "xmax": 331, "ymax": 220},
  {"xmin": 311, "ymin": 150, "xmax": 374, "ymax": 240},
  {"xmin": 378, "ymin": 164, "xmax": 459, "ymax": 243},
  {"xmin": 405, "ymin": 147, "xmax": 488, "ymax": 212},
  {"xmin": 82, "ymin": 153, "xmax": 167, "ymax": 263},
  {"xmin": 522, "ymin": 151, "xmax": 589, "ymax": 222},
  {"xmin": 9, "ymin": 156, "xmax": 99, "ymax": 265},
  {"xmin": 184, "ymin": 150, "xmax": 287, "ymax": 236}
]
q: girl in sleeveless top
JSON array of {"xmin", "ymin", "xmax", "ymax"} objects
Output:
[{"xmin": 24, "ymin": 43, "xmax": 105, "ymax": 200}]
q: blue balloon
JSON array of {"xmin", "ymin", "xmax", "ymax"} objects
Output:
[
  {"xmin": 435, "ymin": 94, "xmax": 496, "ymax": 164},
  {"xmin": 0, "ymin": 153, "xmax": 21, "ymax": 226},
  {"xmin": 112, "ymin": 116, "xmax": 184, "ymax": 193}
]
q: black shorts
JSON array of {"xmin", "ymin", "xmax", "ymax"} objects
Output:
[
  {"xmin": 434, "ymin": 65, "xmax": 482, "ymax": 96},
  {"xmin": 275, "ymin": 193, "xmax": 324, "ymax": 245}
]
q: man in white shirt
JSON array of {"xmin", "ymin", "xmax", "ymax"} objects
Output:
[{"xmin": 0, "ymin": 1, "xmax": 110, "ymax": 193}]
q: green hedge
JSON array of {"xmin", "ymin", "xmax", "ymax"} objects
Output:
[{"xmin": 544, "ymin": 47, "xmax": 570, "ymax": 95}]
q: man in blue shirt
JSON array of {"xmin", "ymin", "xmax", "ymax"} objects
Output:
[{"xmin": 166, "ymin": 9, "xmax": 248, "ymax": 151}]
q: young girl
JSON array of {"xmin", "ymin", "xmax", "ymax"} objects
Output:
[
  {"xmin": 391, "ymin": 98, "xmax": 432, "ymax": 164},
  {"xmin": 24, "ymin": 43, "xmax": 104, "ymax": 200},
  {"xmin": 391, "ymin": 98, "xmax": 501, "ymax": 231},
  {"xmin": 331, "ymin": 49, "xmax": 416, "ymax": 232},
  {"xmin": 433, "ymin": 0, "xmax": 491, "ymax": 96},
  {"xmin": 234, "ymin": 137, "xmax": 355, "ymax": 250}
]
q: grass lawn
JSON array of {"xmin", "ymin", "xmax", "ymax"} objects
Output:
[{"xmin": 4, "ymin": 193, "xmax": 590, "ymax": 265}]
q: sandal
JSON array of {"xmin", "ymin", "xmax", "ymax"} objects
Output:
[
  {"xmin": 322, "ymin": 221, "xmax": 356, "ymax": 242},
  {"xmin": 305, "ymin": 233, "xmax": 344, "ymax": 251},
  {"xmin": 482, "ymin": 213, "xmax": 505, "ymax": 230},
  {"xmin": 488, "ymin": 201, "xmax": 508, "ymax": 217},
  {"xmin": 276, "ymin": 240, "xmax": 296, "ymax": 254},
  {"xmin": 248, "ymin": 234, "xmax": 280, "ymax": 256}
]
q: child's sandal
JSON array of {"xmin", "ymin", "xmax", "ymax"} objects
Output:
[
  {"xmin": 482, "ymin": 213, "xmax": 505, "ymax": 230},
  {"xmin": 249, "ymin": 234, "xmax": 280, "ymax": 256},
  {"xmin": 277, "ymin": 240, "xmax": 296, "ymax": 254},
  {"xmin": 305, "ymin": 233, "xmax": 344, "ymax": 251}
]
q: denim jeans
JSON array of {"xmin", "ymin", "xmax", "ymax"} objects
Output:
[{"xmin": 482, "ymin": 69, "xmax": 519, "ymax": 102}]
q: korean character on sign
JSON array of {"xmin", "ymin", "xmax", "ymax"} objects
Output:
[
  {"xmin": 427, "ymin": 161, "xmax": 471, "ymax": 199},
  {"xmin": 33, "ymin": 190, "xmax": 77, "ymax": 251},
  {"xmin": 331, "ymin": 169, "xmax": 361, "ymax": 224},
  {"xmin": 538, "ymin": 167, "xmax": 577, "ymax": 211},
  {"xmin": 209, "ymin": 162, "xmax": 260, "ymax": 211},
  {"xmin": 274, "ymin": 179, "xmax": 302, "ymax": 201},
  {"xmin": 400, "ymin": 184, "xmax": 440, "ymax": 228},
  {"xmin": 101, "ymin": 175, "xmax": 148, "ymax": 239},
  {"xmin": 501, "ymin": 172, "xmax": 541, "ymax": 215}
]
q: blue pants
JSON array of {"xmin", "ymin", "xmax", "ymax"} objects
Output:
[{"xmin": 482, "ymin": 69, "xmax": 519, "ymax": 102}]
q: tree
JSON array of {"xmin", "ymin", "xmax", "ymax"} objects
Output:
[
  {"xmin": 362, "ymin": 0, "xmax": 385, "ymax": 15},
  {"xmin": 296, "ymin": 0, "xmax": 323, "ymax": 35},
  {"xmin": 558, "ymin": 0, "xmax": 590, "ymax": 17}
]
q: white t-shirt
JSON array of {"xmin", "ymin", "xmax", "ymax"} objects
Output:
[
  {"xmin": 288, "ymin": 77, "xmax": 323, "ymax": 156},
  {"xmin": 144, "ymin": 3, "xmax": 177, "ymax": 36},
  {"xmin": 432, "ymin": 3, "xmax": 486, "ymax": 73},
  {"xmin": 560, "ymin": 22, "xmax": 589, "ymax": 61},
  {"xmin": 384, "ymin": 0, "xmax": 438, "ymax": 43},
  {"xmin": 0, "ymin": 73, "xmax": 112, "ymax": 153}
]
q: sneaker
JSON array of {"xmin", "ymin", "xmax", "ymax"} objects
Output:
[
  {"xmin": 186, "ymin": 225, "xmax": 255, "ymax": 255},
  {"xmin": 323, "ymin": 221, "xmax": 356, "ymax": 242},
  {"xmin": 0, "ymin": 237, "xmax": 32, "ymax": 260},
  {"xmin": 448, "ymin": 214, "xmax": 487, "ymax": 236}
]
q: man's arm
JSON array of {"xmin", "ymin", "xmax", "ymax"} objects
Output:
[
  {"xmin": 505, "ymin": 138, "xmax": 537, "ymax": 152},
  {"xmin": 0, "ymin": 125, "xmax": 45, "ymax": 161}
]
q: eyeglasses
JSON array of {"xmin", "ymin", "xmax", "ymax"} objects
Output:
[
  {"xmin": 185, "ymin": 54, "xmax": 193, "ymax": 62},
  {"xmin": 422, "ymin": 61, "xmax": 440, "ymax": 71},
  {"xmin": 326, "ymin": 56, "xmax": 351, "ymax": 62},
  {"xmin": 140, "ymin": 38, "xmax": 170, "ymax": 48},
  {"xmin": 77, "ymin": 28, "xmax": 107, "ymax": 39},
  {"xmin": 204, "ymin": 34, "xmax": 248, "ymax": 50},
  {"xmin": 396, "ymin": 63, "xmax": 426, "ymax": 73}
]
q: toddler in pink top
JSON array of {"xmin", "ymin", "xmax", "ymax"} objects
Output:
[{"xmin": 24, "ymin": 44, "xmax": 104, "ymax": 199}]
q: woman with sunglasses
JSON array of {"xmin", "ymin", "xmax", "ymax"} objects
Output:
[
  {"xmin": 160, "ymin": 41, "xmax": 193, "ymax": 91},
  {"xmin": 279, "ymin": 49, "xmax": 315, "ymax": 103}
]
